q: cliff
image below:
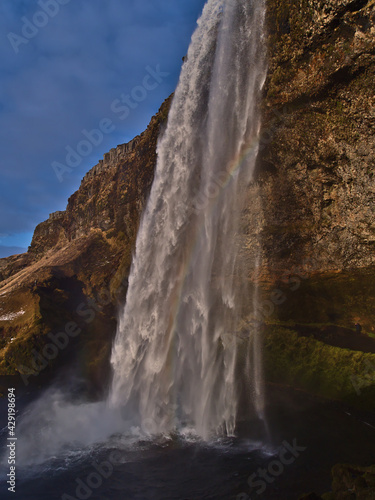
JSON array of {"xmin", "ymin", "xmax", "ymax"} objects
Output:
[
  {"xmin": 0, "ymin": 96, "xmax": 172, "ymax": 393},
  {"xmin": 0, "ymin": 0, "xmax": 375, "ymax": 408},
  {"xmin": 257, "ymin": 0, "xmax": 375, "ymax": 274},
  {"xmin": 240, "ymin": 0, "xmax": 375, "ymax": 333}
]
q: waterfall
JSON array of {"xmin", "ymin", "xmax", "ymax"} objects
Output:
[{"xmin": 109, "ymin": 0, "xmax": 267, "ymax": 439}]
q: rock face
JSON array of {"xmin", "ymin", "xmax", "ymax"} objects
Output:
[
  {"xmin": 241, "ymin": 0, "xmax": 375, "ymax": 339},
  {"xmin": 242, "ymin": 0, "xmax": 375, "ymax": 411},
  {"xmin": 326, "ymin": 463, "xmax": 375, "ymax": 499},
  {"xmin": 255, "ymin": 0, "xmax": 375, "ymax": 276}
]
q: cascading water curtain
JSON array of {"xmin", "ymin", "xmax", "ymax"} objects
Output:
[{"xmin": 109, "ymin": 0, "xmax": 267, "ymax": 439}]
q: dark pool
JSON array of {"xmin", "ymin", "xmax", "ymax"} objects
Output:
[{"xmin": 1, "ymin": 384, "xmax": 374, "ymax": 500}]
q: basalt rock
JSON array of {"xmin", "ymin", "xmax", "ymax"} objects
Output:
[
  {"xmin": 243, "ymin": 0, "xmax": 375, "ymax": 339},
  {"xmin": 252, "ymin": 0, "xmax": 375, "ymax": 277}
]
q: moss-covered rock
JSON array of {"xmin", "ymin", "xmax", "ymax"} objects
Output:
[
  {"xmin": 323, "ymin": 463, "xmax": 375, "ymax": 499},
  {"xmin": 263, "ymin": 325, "xmax": 375, "ymax": 411}
]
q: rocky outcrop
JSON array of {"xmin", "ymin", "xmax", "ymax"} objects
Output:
[
  {"xmin": 237, "ymin": 0, "xmax": 375, "ymax": 342},
  {"xmin": 251, "ymin": 0, "xmax": 375, "ymax": 277},
  {"xmin": 0, "ymin": 253, "xmax": 30, "ymax": 283},
  {"xmin": 28, "ymin": 97, "xmax": 172, "ymax": 258},
  {"xmin": 82, "ymin": 138, "xmax": 141, "ymax": 182}
]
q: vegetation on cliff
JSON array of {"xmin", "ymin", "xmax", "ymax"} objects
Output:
[{"xmin": 264, "ymin": 325, "xmax": 375, "ymax": 411}]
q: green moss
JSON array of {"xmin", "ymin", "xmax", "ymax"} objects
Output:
[
  {"xmin": 321, "ymin": 494, "xmax": 334, "ymax": 500},
  {"xmin": 109, "ymin": 243, "xmax": 132, "ymax": 300},
  {"xmin": 264, "ymin": 325, "xmax": 375, "ymax": 411}
]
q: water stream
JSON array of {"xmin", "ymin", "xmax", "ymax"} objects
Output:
[{"xmin": 110, "ymin": 0, "xmax": 267, "ymax": 439}]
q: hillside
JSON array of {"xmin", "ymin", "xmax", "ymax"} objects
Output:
[{"xmin": 0, "ymin": 96, "xmax": 172, "ymax": 394}]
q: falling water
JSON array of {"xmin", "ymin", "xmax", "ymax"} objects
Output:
[{"xmin": 110, "ymin": 0, "xmax": 267, "ymax": 438}]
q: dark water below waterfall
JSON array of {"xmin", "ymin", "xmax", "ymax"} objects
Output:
[{"xmin": 1, "ymin": 385, "xmax": 374, "ymax": 500}]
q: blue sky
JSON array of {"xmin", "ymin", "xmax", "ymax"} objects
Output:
[{"xmin": 0, "ymin": 0, "xmax": 206, "ymax": 258}]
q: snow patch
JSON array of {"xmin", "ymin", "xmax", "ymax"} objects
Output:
[{"xmin": 0, "ymin": 309, "xmax": 26, "ymax": 321}]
